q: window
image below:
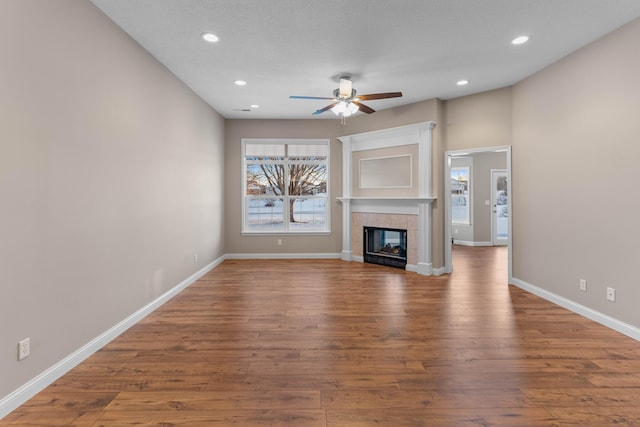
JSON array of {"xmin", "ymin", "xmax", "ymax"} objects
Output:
[
  {"xmin": 243, "ymin": 139, "xmax": 329, "ymax": 233},
  {"xmin": 451, "ymin": 166, "xmax": 470, "ymax": 225}
]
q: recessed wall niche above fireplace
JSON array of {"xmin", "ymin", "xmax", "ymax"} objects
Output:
[{"xmin": 337, "ymin": 122, "xmax": 437, "ymax": 275}]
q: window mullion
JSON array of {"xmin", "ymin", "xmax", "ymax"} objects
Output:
[{"xmin": 284, "ymin": 155, "xmax": 290, "ymax": 231}]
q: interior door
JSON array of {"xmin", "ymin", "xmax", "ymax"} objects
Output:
[{"xmin": 491, "ymin": 169, "xmax": 508, "ymax": 246}]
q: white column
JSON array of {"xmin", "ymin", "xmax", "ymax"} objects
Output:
[
  {"xmin": 417, "ymin": 122, "xmax": 436, "ymax": 198},
  {"xmin": 338, "ymin": 135, "xmax": 352, "ymax": 261},
  {"xmin": 417, "ymin": 122, "xmax": 435, "ymax": 275},
  {"xmin": 341, "ymin": 199, "xmax": 352, "ymax": 261},
  {"xmin": 417, "ymin": 200, "xmax": 435, "ymax": 275}
]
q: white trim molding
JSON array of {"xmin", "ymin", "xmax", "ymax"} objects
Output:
[
  {"xmin": 453, "ymin": 240, "xmax": 493, "ymax": 247},
  {"xmin": 225, "ymin": 252, "xmax": 341, "ymax": 260},
  {"xmin": 0, "ymin": 257, "xmax": 223, "ymax": 420},
  {"xmin": 511, "ymin": 277, "xmax": 640, "ymax": 342}
]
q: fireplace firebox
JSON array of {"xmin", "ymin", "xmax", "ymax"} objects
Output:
[{"xmin": 363, "ymin": 226, "xmax": 407, "ymax": 269}]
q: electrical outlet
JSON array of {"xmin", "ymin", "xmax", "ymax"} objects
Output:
[
  {"xmin": 579, "ymin": 279, "xmax": 587, "ymax": 292},
  {"xmin": 193, "ymin": 253, "xmax": 198, "ymax": 263},
  {"xmin": 277, "ymin": 239, "xmax": 282, "ymax": 246},
  {"xmin": 18, "ymin": 338, "xmax": 30, "ymax": 361},
  {"xmin": 607, "ymin": 287, "xmax": 616, "ymax": 302}
]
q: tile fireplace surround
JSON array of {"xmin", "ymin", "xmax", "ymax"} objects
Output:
[
  {"xmin": 337, "ymin": 122, "xmax": 437, "ymax": 275},
  {"xmin": 355, "ymin": 213, "xmax": 416, "ymax": 266}
]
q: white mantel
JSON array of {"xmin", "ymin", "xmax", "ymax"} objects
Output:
[{"xmin": 337, "ymin": 122, "xmax": 437, "ymax": 275}]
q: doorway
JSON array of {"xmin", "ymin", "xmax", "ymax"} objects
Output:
[{"xmin": 444, "ymin": 147, "xmax": 512, "ymax": 280}]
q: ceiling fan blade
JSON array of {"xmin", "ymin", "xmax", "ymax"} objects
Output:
[
  {"xmin": 313, "ymin": 102, "xmax": 338, "ymax": 115},
  {"xmin": 289, "ymin": 95, "xmax": 336, "ymax": 100},
  {"xmin": 357, "ymin": 92, "xmax": 403, "ymax": 101},
  {"xmin": 352, "ymin": 101, "xmax": 375, "ymax": 114}
]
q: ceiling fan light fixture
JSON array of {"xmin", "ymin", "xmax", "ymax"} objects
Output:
[
  {"xmin": 338, "ymin": 76, "xmax": 353, "ymax": 99},
  {"xmin": 331, "ymin": 101, "xmax": 347, "ymax": 115},
  {"xmin": 332, "ymin": 101, "xmax": 359, "ymax": 117}
]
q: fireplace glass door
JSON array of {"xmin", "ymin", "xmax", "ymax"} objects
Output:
[{"xmin": 363, "ymin": 226, "xmax": 407, "ymax": 269}]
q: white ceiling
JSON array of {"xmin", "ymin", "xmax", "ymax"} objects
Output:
[{"xmin": 91, "ymin": 0, "xmax": 640, "ymax": 119}]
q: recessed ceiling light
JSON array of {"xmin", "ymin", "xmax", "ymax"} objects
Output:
[
  {"xmin": 457, "ymin": 80, "xmax": 469, "ymax": 86},
  {"xmin": 250, "ymin": 104, "xmax": 260, "ymax": 108},
  {"xmin": 511, "ymin": 35, "xmax": 530, "ymax": 45},
  {"xmin": 234, "ymin": 80, "xmax": 247, "ymax": 86},
  {"xmin": 201, "ymin": 32, "xmax": 219, "ymax": 43}
]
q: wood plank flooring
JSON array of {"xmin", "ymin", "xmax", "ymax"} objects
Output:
[{"xmin": 3, "ymin": 246, "xmax": 640, "ymax": 426}]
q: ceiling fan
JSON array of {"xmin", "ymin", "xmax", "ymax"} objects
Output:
[{"xmin": 289, "ymin": 76, "xmax": 402, "ymax": 118}]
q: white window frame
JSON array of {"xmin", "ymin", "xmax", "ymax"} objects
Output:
[
  {"xmin": 242, "ymin": 138, "xmax": 330, "ymax": 235},
  {"xmin": 451, "ymin": 164, "xmax": 472, "ymax": 226}
]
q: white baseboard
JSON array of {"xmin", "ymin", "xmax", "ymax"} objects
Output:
[
  {"xmin": 341, "ymin": 250, "xmax": 352, "ymax": 261},
  {"xmin": 511, "ymin": 277, "xmax": 640, "ymax": 342},
  {"xmin": 355, "ymin": 260, "xmax": 445, "ymax": 276},
  {"xmin": 453, "ymin": 240, "xmax": 493, "ymax": 247},
  {"xmin": 227, "ymin": 253, "xmax": 446, "ymax": 276},
  {"xmin": 431, "ymin": 266, "xmax": 446, "ymax": 276},
  {"xmin": 0, "ymin": 256, "xmax": 223, "ymax": 420},
  {"xmin": 225, "ymin": 252, "xmax": 342, "ymax": 260},
  {"xmin": 416, "ymin": 262, "xmax": 432, "ymax": 276}
]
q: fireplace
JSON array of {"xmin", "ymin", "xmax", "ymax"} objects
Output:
[
  {"xmin": 363, "ymin": 226, "xmax": 407, "ymax": 269},
  {"xmin": 337, "ymin": 121, "xmax": 437, "ymax": 275}
]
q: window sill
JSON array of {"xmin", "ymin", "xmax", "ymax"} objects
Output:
[{"xmin": 241, "ymin": 231, "xmax": 332, "ymax": 236}]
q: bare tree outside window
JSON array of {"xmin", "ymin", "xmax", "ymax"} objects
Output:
[{"xmin": 259, "ymin": 163, "xmax": 326, "ymax": 222}]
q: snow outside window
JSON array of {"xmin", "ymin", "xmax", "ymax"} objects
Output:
[
  {"xmin": 243, "ymin": 139, "xmax": 330, "ymax": 233},
  {"xmin": 451, "ymin": 166, "xmax": 470, "ymax": 225}
]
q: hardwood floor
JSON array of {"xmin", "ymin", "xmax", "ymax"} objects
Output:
[{"xmin": 3, "ymin": 246, "xmax": 640, "ymax": 426}]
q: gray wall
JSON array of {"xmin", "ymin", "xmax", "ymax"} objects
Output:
[
  {"xmin": 0, "ymin": 0, "xmax": 225, "ymax": 399},
  {"xmin": 512, "ymin": 18, "xmax": 640, "ymax": 326},
  {"xmin": 445, "ymin": 86, "xmax": 513, "ymax": 151}
]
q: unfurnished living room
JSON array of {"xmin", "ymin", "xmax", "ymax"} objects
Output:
[{"xmin": 2, "ymin": 1, "xmax": 640, "ymax": 426}]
